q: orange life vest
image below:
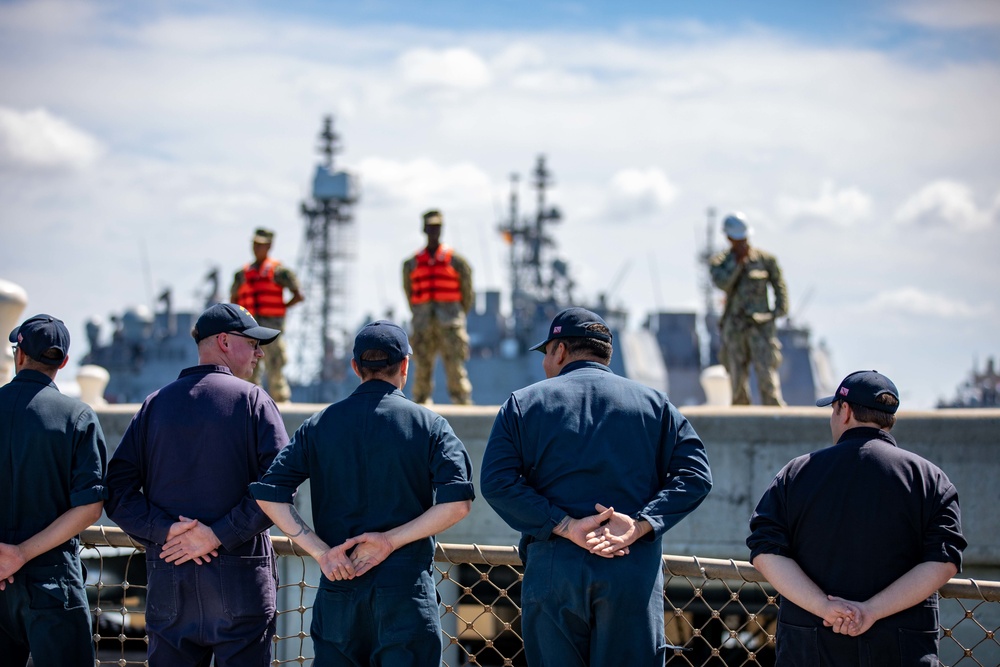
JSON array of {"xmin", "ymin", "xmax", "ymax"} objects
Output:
[
  {"xmin": 236, "ymin": 258, "xmax": 286, "ymax": 318},
  {"xmin": 409, "ymin": 246, "xmax": 462, "ymax": 305}
]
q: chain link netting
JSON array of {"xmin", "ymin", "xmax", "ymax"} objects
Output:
[{"xmin": 80, "ymin": 527, "xmax": 1000, "ymax": 667}]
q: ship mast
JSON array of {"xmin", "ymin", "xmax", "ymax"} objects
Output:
[
  {"xmin": 294, "ymin": 116, "xmax": 359, "ymax": 385},
  {"xmin": 699, "ymin": 206, "xmax": 722, "ymax": 366},
  {"xmin": 497, "ymin": 155, "xmax": 572, "ymax": 349}
]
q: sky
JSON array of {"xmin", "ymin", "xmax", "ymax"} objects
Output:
[{"xmin": 1, "ymin": 0, "xmax": 998, "ymax": 408}]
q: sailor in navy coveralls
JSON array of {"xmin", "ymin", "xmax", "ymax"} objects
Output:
[
  {"xmin": 253, "ymin": 320, "xmax": 474, "ymax": 667},
  {"xmin": 481, "ymin": 307, "xmax": 713, "ymax": 667},
  {"xmin": 106, "ymin": 304, "xmax": 288, "ymax": 667},
  {"xmin": 749, "ymin": 370, "xmax": 966, "ymax": 666},
  {"xmin": 1, "ymin": 314, "xmax": 107, "ymax": 667}
]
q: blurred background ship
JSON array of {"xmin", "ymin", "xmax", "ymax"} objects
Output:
[
  {"xmin": 937, "ymin": 357, "xmax": 999, "ymax": 408},
  {"xmin": 82, "ymin": 116, "xmax": 837, "ymax": 407}
]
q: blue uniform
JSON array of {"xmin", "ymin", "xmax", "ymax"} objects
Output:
[
  {"xmin": 0, "ymin": 369, "xmax": 108, "ymax": 667},
  {"xmin": 106, "ymin": 364, "xmax": 287, "ymax": 667},
  {"xmin": 481, "ymin": 360, "xmax": 712, "ymax": 667},
  {"xmin": 748, "ymin": 427, "xmax": 966, "ymax": 666},
  {"xmin": 251, "ymin": 379, "xmax": 475, "ymax": 667}
]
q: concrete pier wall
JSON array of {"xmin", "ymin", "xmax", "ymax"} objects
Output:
[{"xmin": 94, "ymin": 404, "xmax": 1000, "ymax": 573}]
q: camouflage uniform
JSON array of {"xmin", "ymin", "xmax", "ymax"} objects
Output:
[
  {"xmin": 402, "ymin": 250, "xmax": 474, "ymax": 405},
  {"xmin": 230, "ymin": 263, "xmax": 300, "ymax": 402},
  {"xmin": 710, "ymin": 246, "xmax": 788, "ymax": 406}
]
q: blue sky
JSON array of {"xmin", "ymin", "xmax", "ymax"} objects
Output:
[{"xmin": 1, "ymin": 0, "xmax": 998, "ymax": 407}]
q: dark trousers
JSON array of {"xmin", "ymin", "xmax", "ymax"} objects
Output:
[
  {"xmin": 0, "ymin": 561, "xmax": 94, "ymax": 667},
  {"xmin": 776, "ymin": 599, "xmax": 941, "ymax": 667},
  {"xmin": 521, "ymin": 538, "xmax": 667, "ymax": 667},
  {"xmin": 144, "ymin": 554, "xmax": 276, "ymax": 667},
  {"xmin": 311, "ymin": 563, "xmax": 441, "ymax": 667}
]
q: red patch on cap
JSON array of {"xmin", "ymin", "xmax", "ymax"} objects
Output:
[
  {"xmin": 553, "ymin": 326, "xmax": 562, "ymax": 334},
  {"xmin": 839, "ymin": 387, "xmax": 849, "ymax": 396}
]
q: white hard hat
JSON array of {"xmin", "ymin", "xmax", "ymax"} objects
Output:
[{"xmin": 722, "ymin": 212, "xmax": 751, "ymax": 240}]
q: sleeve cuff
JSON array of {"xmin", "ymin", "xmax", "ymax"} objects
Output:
[
  {"xmin": 637, "ymin": 512, "xmax": 665, "ymax": 541},
  {"xmin": 924, "ymin": 543, "xmax": 964, "ymax": 570},
  {"xmin": 435, "ymin": 481, "xmax": 476, "ymax": 504},
  {"xmin": 249, "ymin": 481, "xmax": 296, "ymax": 504},
  {"xmin": 210, "ymin": 518, "xmax": 241, "ymax": 552},
  {"xmin": 533, "ymin": 508, "xmax": 567, "ymax": 541},
  {"xmin": 70, "ymin": 485, "xmax": 108, "ymax": 507}
]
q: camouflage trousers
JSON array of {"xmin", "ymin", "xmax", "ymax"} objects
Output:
[
  {"xmin": 719, "ymin": 318, "xmax": 785, "ymax": 406},
  {"xmin": 410, "ymin": 319, "xmax": 472, "ymax": 405},
  {"xmin": 251, "ymin": 316, "xmax": 290, "ymax": 402}
]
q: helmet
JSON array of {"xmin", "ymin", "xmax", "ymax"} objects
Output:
[{"xmin": 722, "ymin": 212, "xmax": 750, "ymax": 240}]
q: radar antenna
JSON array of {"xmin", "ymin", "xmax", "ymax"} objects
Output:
[{"xmin": 292, "ymin": 115, "xmax": 359, "ymax": 386}]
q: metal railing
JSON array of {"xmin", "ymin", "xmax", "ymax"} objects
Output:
[{"xmin": 80, "ymin": 526, "xmax": 1000, "ymax": 666}]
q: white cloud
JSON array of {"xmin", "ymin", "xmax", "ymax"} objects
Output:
[
  {"xmin": 859, "ymin": 287, "xmax": 984, "ymax": 319},
  {"xmin": 776, "ymin": 180, "xmax": 873, "ymax": 227},
  {"xmin": 893, "ymin": 180, "xmax": 995, "ymax": 231},
  {"xmin": 0, "ymin": 106, "xmax": 103, "ymax": 171},
  {"xmin": 894, "ymin": 0, "xmax": 1000, "ymax": 30},
  {"xmin": 357, "ymin": 157, "xmax": 493, "ymax": 210},
  {"xmin": 492, "ymin": 42, "xmax": 548, "ymax": 73},
  {"xmin": 397, "ymin": 48, "xmax": 491, "ymax": 91},
  {"xmin": 604, "ymin": 167, "xmax": 679, "ymax": 221}
]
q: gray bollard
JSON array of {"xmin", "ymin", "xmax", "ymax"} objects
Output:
[{"xmin": 0, "ymin": 279, "xmax": 29, "ymax": 385}]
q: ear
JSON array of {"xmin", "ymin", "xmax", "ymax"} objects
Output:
[
  {"xmin": 554, "ymin": 341, "xmax": 569, "ymax": 365},
  {"xmin": 57, "ymin": 355, "xmax": 69, "ymax": 370},
  {"xmin": 399, "ymin": 356, "xmax": 409, "ymax": 375},
  {"xmin": 833, "ymin": 401, "xmax": 852, "ymax": 425},
  {"xmin": 350, "ymin": 358, "xmax": 363, "ymax": 380}
]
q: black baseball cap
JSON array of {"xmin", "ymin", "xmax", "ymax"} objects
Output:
[
  {"xmin": 816, "ymin": 370, "xmax": 900, "ymax": 414},
  {"xmin": 353, "ymin": 320, "xmax": 413, "ymax": 367},
  {"xmin": 193, "ymin": 303, "xmax": 280, "ymax": 344},
  {"xmin": 9, "ymin": 314, "xmax": 70, "ymax": 366},
  {"xmin": 529, "ymin": 307, "xmax": 613, "ymax": 353}
]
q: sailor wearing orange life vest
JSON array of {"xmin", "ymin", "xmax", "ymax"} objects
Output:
[
  {"xmin": 402, "ymin": 210, "xmax": 474, "ymax": 404},
  {"xmin": 230, "ymin": 227, "xmax": 304, "ymax": 402}
]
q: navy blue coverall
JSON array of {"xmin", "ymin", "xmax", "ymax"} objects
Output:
[
  {"xmin": 0, "ymin": 370, "xmax": 108, "ymax": 667},
  {"xmin": 106, "ymin": 364, "xmax": 288, "ymax": 667},
  {"xmin": 748, "ymin": 427, "xmax": 966, "ymax": 666},
  {"xmin": 481, "ymin": 360, "xmax": 713, "ymax": 667},
  {"xmin": 251, "ymin": 379, "xmax": 475, "ymax": 667}
]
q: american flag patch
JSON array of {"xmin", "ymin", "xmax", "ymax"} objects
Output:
[
  {"xmin": 553, "ymin": 326, "xmax": 562, "ymax": 334},
  {"xmin": 839, "ymin": 387, "xmax": 849, "ymax": 396}
]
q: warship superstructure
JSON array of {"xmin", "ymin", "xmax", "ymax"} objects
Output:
[{"xmin": 82, "ymin": 117, "xmax": 835, "ymax": 406}]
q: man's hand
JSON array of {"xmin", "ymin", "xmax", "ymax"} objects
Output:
[
  {"xmin": 318, "ymin": 541, "xmax": 358, "ymax": 582},
  {"xmin": 345, "ymin": 533, "xmax": 394, "ymax": 577},
  {"xmin": 824, "ymin": 595, "xmax": 874, "ymax": 636},
  {"xmin": 160, "ymin": 517, "xmax": 221, "ymax": 565},
  {"xmin": 732, "ymin": 239, "xmax": 750, "ymax": 264},
  {"xmin": 817, "ymin": 595, "xmax": 863, "ymax": 634},
  {"xmin": 585, "ymin": 503, "xmax": 647, "ymax": 556},
  {"xmin": 0, "ymin": 543, "xmax": 26, "ymax": 590},
  {"xmin": 552, "ymin": 506, "xmax": 629, "ymax": 557},
  {"xmin": 165, "ymin": 517, "xmax": 198, "ymax": 543}
]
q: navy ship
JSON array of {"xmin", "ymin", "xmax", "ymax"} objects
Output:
[
  {"xmin": 937, "ymin": 357, "xmax": 999, "ymax": 408},
  {"xmin": 82, "ymin": 117, "xmax": 835, "ymax": 407}
]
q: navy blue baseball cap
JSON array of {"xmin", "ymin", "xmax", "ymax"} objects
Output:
[
  {"xmin": 529, "ymin": 307, "xmax": 613, "ymax": 353},
  {"xmin": 194, "ymin": 303, "xmax": 280, "ymax": 344},
  {"xmin": 353, "ymin": 320, "xmax": 413, "ymax": 367},
  {"xmin": 816, "ymin": 370, "xmax": 900, "ymax": 414},
  {"xmin": 9, "ymin": 314, "xmax": 70, "ymax": 366}
]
